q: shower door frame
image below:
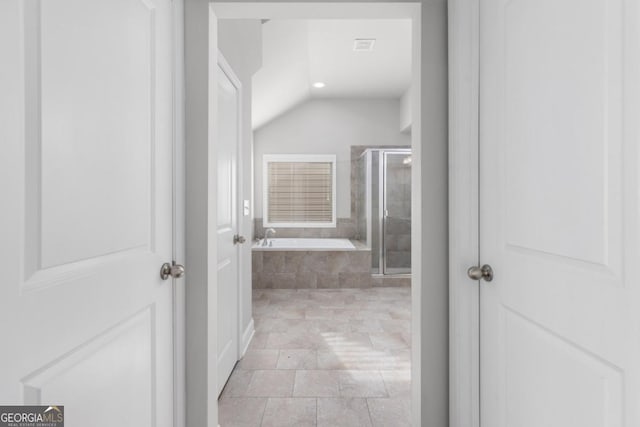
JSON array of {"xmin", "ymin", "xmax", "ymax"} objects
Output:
[
  {"xmin": 361, "ymin": 148, "xmax": 412, "ymax": 276},
  {"xmin": 382, "ymin": 149, "xmax": 412, "ymax": 275}
]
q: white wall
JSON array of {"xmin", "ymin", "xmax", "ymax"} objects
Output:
[
  {"xmin": 253, "ymin": 98, "xmax": 410, "ymax": 219},
  {"xmin": 253, "ymin": 20, "xmax": 310, "ymax": 129},
  {"xmin": 218, "ymin": 19, "xmax": 262, "ymax": 353}
]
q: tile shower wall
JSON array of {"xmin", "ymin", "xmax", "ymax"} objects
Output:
[
  {"xmin": 254, "ymin": 218, "xmax": 356, "ymax": 239},
  {"xmin": 354, "ymin": 154, "xmax": 367, "ymax": 241}
]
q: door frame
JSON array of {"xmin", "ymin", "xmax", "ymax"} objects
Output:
[
  {"xmin": 171, "ymin": 0, "xmax": 187, "ymax": 426},
  {"xmin": 448, "ymin": 0, "xmax": 481, "ymax": 426},
  {"xmin": 184, "ymin": 1, "xmax": 454, "ymax": 426}
]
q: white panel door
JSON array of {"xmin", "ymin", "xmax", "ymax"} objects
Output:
[
  {"xmin": 480, "ymin": 0, "xmax": 640, "ymax": 426},
  {"xmin": 216, "ymin": 57, "xmax": 241, "ymax": 395},
  {"xmin": 0, "ymin": 0, "xmax": 177, "ymax": 425}
]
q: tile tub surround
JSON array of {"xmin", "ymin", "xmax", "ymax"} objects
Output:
[
  {"xmin": 252, "ymin": 245, "xmax": 371, "ymax": 289},
  {"xmin": 252, "ymin": 242, "xmax": 411, "ymax": 289},
  {"xmin": 218, "ymin": 287, "xmax": 412, "ymax": 427}
]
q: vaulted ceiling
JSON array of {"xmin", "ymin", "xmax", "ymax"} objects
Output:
[{"xmin": 252, "ymin": 19, "xmax": 412, "ymax": 129}]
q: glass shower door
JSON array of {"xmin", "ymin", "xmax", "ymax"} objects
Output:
[{"xmin": 383, "ymin": 152, "xmax": 412, "ymax": 274}]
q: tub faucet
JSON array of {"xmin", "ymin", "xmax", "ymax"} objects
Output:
[{"xmin": 263, "ymin": 228, "xmax": 276, "ymax": 246}]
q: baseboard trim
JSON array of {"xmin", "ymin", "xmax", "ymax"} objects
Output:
[{"xmin": 239, "ymin": 318, "xmax": 255, "ymax": 357}]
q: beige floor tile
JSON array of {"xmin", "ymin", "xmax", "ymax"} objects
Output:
[
  {"xmin": 327, "ymin": 309, "xmax": 360, "ymax": 321},
  {"xmin": 265, "ymin": 331, "xmax": 321, "ymax": 349},
  {"xmin": 389, "ymin": 349, "xmax": 411, "ymax": 368},
  {"xmin": 220, "ymin": 369, "xmax": 253, "ymax": 398},
  {"xmin": 353, "ymin": 310, "xmax": 393, "ymax": 321},
  {"xmin": 218, "ymin": 398, "xmax": 267, "ymax": 427},
  {"xmin": 317, "ymin": 398, "xmax": 372, "ymax": 427},
  {"xmin": 248, "ymin": 332, "xmax": 268, "ymax": 350},
  {"xmin": 379, "ymin": 370, "xmax": 411, "ymax": 398},
  {"xmin": 380, "ymin": 319, "xmax": 410, "ymax": 333},
  {"xmin": 260, "ymin": 319, "xmax": 318, "ymax": 333},
  {"xmin": 317, "ymin": 349, "xmax": 399, "ymax": 371},
  {"xmin": 261, "ymin": 398, "xmax": 316, "ymax": 427},
  {"xmin": 277, "ymin": 350, "xmax": 318, "ymax": 370},
  {"xmin": 388, "ymin": 307, "xmax": 411, "ymax": 320},
  {"xmin": 293, "ymin": 370, "xmax": 340, "ymax": 397},
  {"xmin": 367, "ymin": 398, "xmax": 411, "ymax": 427},
  {"xmin": 349, "ymin": 319, "xmax": 385, "ymax": 333},
  {"xmin": 338, "ymin": 370, "xmax": 388, "ymax": 397},
  {"xmin": 369, "ymin": 332, "xmax": 410, "ymax": 350},
  {"xmin": 312, "ymin": 320, "xmax": 352, "ymax": 333},
  {"xmin": 305, "ymin": 308, "xmax": 335, "ymax": 319},
  {"xmin": 316, "ymin": 332, "xmax": 373, "ymax": 351},
  {"xmin": 237, "ymin": 349, "xmax": 279, "ymax": 370},
  {"xmin": 276, "ymin": 308, "xmax": 306, "ymax": 319},
  {"xmin": 245, "ymin": 370, "xmax": 294, "ymax": 397},
  {"xmin": 223, "ymin": 288, "xmax": 411, "ymax": 424}
]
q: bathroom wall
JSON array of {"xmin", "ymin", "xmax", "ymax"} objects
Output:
[{"xmin": 253, "ymin": 98, "xmax": 410, "ymax": 236}]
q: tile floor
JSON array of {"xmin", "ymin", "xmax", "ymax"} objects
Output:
[{"xmin": 219, "ymin": 287, "xmax": 411, "ymax": 427}]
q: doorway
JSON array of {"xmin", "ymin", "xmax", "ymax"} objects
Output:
[
  {"xmin": 219, "ymin": 16, "xmax": 415, "ymax": 425},
  {"xmin": 186, "ymin": 3, "xmax": 448, "ymax": 424}
]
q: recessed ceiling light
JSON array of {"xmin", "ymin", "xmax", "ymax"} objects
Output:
[
  {"xmin": 312, "ymin": 82, "xmax": 326, "ymax": 88},
  {"xmin": 353, "ymin": 39, "xmax": 376, "ymax": 52}
]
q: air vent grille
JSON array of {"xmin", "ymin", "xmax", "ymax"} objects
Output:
[{"xmin": 353, "ymin": 39, "xmax": 376, "ymax": 52}]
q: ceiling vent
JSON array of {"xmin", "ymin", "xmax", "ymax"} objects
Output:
[{"xmin": 353, "ymin": 39, "xmax": 376, "ymax": 52}]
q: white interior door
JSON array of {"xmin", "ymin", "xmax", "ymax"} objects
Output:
[
  {"xmin": 216, "ymin": 56, "xmax": 241, "ymax": 396},
  {"xmin": 0, "ymin": 0, "xmax": 177, "ymax": 425},
  {"xmin": 479, "ymin": 0, "xmax": 640, "ymax": 426}
]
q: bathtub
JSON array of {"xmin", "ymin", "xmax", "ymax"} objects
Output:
[
  {"xmin": 252, "ymin": 237, "xmax": 356, "ymax": 251},
  {"xmin": 252, "ymin": 238, "xmax": 371, "ymax": 289}
]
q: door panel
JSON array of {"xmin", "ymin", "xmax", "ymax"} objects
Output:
[
  {"xmin": 216, "ymin": 59, "xmax": 240, "ymax": 395},
  {"xmin": 0, "ymin": 0, "xmax": 175, "ymax": 425},
  {"xmin": 38, "ymin": 0, "xmax": 154, "ymax": 268},
  {"xmin": 501, "ymin": 309, "xmax": 623, "ymax": 427},
  {"xmin": 480, "ymin": 0, "xmax": 639, "ymax": 425}
]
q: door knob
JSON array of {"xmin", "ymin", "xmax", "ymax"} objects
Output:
[
  {"xmin": 467, "ymin": 264, "xmax": 493, "ymax": 282},
  {"xmin": 160, "ymin": 262, "xmax": 185, "ymax": 280},
  {"xmin": 233, "ymin": 234, "xmax": 246, "ymax": 244}
]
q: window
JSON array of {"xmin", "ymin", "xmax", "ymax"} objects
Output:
[{"xmin": 263, "ymin": 154, "xmax": 337, "ymax": 228}]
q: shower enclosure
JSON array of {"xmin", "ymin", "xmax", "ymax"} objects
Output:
[{"xmin": 356, "ymin": 148, "xmax": 411, "ymax": 275}]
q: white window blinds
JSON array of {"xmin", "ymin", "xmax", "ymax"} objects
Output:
[{"xmin": 264, "ymin": 155, "xmax": 336, "ymax": 226}]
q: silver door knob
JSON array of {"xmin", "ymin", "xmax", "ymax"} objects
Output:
[
  {"xmin": 233, "ymin": 234, "xmax": 246, "ymax": 244},
  {"xmin": 160, "ymin": 262, "xmax": 186, "ymax": 280},
  {"xmin": 467, "ymin": 264, "xmax": 493, "ymax": 282}
]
